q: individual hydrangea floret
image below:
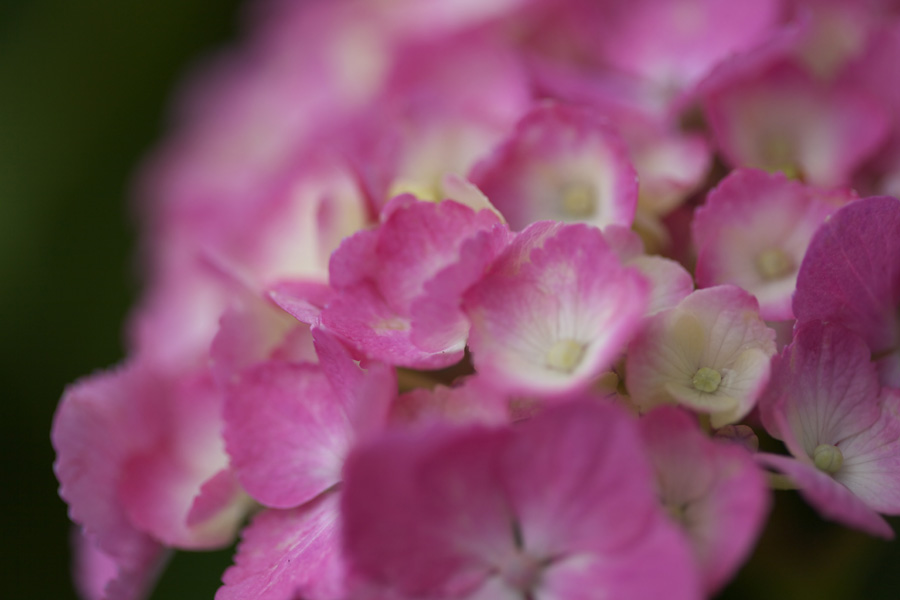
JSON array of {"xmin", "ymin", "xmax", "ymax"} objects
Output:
[
  {"xmin": 693, "ymin": 168, "xmax": 854, "ymax": 320},
  {"xmin": 470, "ymin": 102, "xmax": 638, "ymax": 231},
  {"xmin": 321, "ymin": 196, "xmax": 510, "ymax": 368},
  {"xmin": 463, "ymin": 222, "xmax": 649, "ymax": 396},
  {"xmin": 701, "ymin": 54, "xmax": 888, "ymax": 186},
  {"xmin": 341, "ymin": 400, "xmax": 701, "ymax": 600},
  {"xmin": 639, "ymin": 406, "xmax": 770, "ymax": 594},
  {"xmin": 626, "ymin": 285, "xmax": 776, "ymax": 427},
  {"xmin": 590, "ymin": 0, "xmax": 781, "ymax": 99},
  {"xmin": 758, "ymin": 321, "xmax": 900, "ymax": 538}
]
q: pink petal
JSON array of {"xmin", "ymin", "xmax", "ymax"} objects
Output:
[
  {"xmin": 693, "ymin": 168, "xmax": 853, "ymax": 320},
  {"xmin": 217, "ymin": 493, "xmax": 344, "ymax": 600},
  {"xmin": 639, "ymin": 407, "xmax": 770, "ymax": 594},
  {"xmin": 342, "ymin": 427, "xmax": 515, "ymax": 598},
  {"xmin": 311, "ymin": 327, "xmax": 396, "ymax": 440},
  {"xmin": 224, "ymin": 361, "xmax": 350, "ymax": 508},
  {"xmin": 72, "ymin": 529, "xmax": 165, "ymax": 600},
  {"xmin": 702, "ymin": 58, "xmax": 888, "ymax": 186},
  {"xmin": 836, "ymin": 391, "xmax": 900, "ymax": 514},
  {"xmin": 464, "ymin": 223, "xmax": 649, "ymax": 396},
  {"xmin": 323, "ymin": 198, "xmax": 505, "ymax": 367},
  {"xmin": 759, "ymin": 321, "xmax": 882, "ymax": 461},
  {"xmin": 470, "ymin": 102, "xmax": 637, "ymax": 231},
  {"xmin": 626, "ymin": 286, "xmax": 776, "ymax": 426},
  {"xmin": 594, "ymin": 0, "xmax": 780, "ymax": 94},
  {"xmin": 757, "ymin": 453, "xmax": 893, "ymax": 539}
]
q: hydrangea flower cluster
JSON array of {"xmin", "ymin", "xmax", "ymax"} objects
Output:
[{"xmin": 52, "ymin": 1, "xmax": 900, "ymax": 599}]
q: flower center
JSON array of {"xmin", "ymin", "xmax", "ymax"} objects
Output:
[
  {"xmin": 813, "ymin": 443, "xmax": 844, "ymax": 473},
  {"xmin": 560, "ymin": 181, "xmax": 597, "ymax": 218},
  {"xmin": 755, "ymin": 248, "xmax": 794, "ymax": 280},
  {"xmin": 692, "ymin": 367, "xmax": 722, "ymax": 393},
  {"xmin": 546, "ymin": 339, "xmax": 585, "ymax": 373},
  {"xmin": 500, "ymin": 551, "xmax": 543, "ymax": 593}
]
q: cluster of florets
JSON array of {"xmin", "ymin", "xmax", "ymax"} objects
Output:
[{"xmin": 52, "ymin": 1, "xmax": 900, "ymax": 599}]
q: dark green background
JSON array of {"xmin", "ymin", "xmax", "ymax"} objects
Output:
[{"xmin": 1, "ymin": 1, "xmax": 898, "ymax": 598}]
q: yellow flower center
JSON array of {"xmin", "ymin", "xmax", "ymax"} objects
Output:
[
  {"xmin": 560, "ymin": 182, "xmax": 597, "ymax": 218},
  {"xmin": 546, "ymin": 339, "xmax": 585, "ymax": 373}
]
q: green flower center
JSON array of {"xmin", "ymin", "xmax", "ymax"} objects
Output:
[{"xmin": 692, "ymin": 367, "xmax": 722, "ymax": 393}]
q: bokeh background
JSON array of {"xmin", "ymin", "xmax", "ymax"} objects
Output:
[{"xmin": 1, "ymin": 1, "xmax": 899, "ymax": 598}]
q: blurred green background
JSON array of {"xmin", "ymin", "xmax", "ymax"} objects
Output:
[{"xmin": 1, "ymin": 1, "xmax": 899, "ymax": 598}]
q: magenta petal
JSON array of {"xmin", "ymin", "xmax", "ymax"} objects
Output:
[
  {"xmin": 793, "ymin": 196, "xmax": 900, "ymax": 369},
  {"xmin": 342, "ymin": 427, "xmax": 515, "ymax": 598},
  {"xmin": 217, "ymin": 493, "xmax": 344, "ymax": 600},
  {"xmin": 311, "ymin": 327, "xmax": 396, "ymax": 440},
  {"xmin": 321, "ymin": 197, "xmax": 506, "ymax": 367},
  {"xmin": 538, "ymin": 530, "xmax": 699, "ymax": 600},
  {"xmin": 410, "ymin": 226, "xmax": 512, "ymax": 354},
  {"xmin": 757, "ymin": 453, "xmax": 893, "ymax": 539},
  {"xmin": 501, "ymin": 402, "xmax": 692, "ymax": 566},
  {"xmin": 224, "ymin": 361, "xmax": 349, "ymax": 508}
]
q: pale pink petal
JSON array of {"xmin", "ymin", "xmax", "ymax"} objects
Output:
[
  {"xmin": 464, "ymin": 223, "xmax": 649, "ymax": 395},
  {"xmin": 757, "ymin": 453, "xmax": 893, "ymax": 538},
  {"xmin": 217, "ymin": 493, "xmax": 344, "ymax": 600},
  {"xmin": 836, "ymin": 391, "xmax": 900, "ymax": 514},
  {"xmin": 210, "ymin": 292, "xmax": 316, "ymax": 387},
  {"xmin": 693, "ymin": 169, "xmax": 854, "ymax": 320},
  {"xmin": 759, "ymin": 321, "xmax": 882, "ymax": 460},
  {"xmin": 605, "ymin": 226, "xmax": 693, "ymax": 315},
  {"xmin": 629, "ymin": 255, "xmax": 695, "ymax": 316},
  {"xmin": 54, "ymin": 364, "xmax": 241, "ymax": 552},
  {"xmin": 626, "ymin": 286, "xmax": 776, "ymax": 426},
  {"xmin": 470, "ymin": 102, "xmax": 637, "ymax": 231},
  {"xmin": 702, "ymin": 58, "xmax": 888, "ymax": 186},
  {"xmin": 594, "ymin": 0, "xmax": 780, "ymax": 94},
  {"xmin": 119, "ymin": 372, "xmax": 240, "ymax": 549}
]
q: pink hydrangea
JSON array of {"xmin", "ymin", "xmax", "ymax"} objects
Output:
[
  {"xmin": 758, "ymin": 321, "xmax": 900, "ymax": 538},
  {"xmin": 341, "ymin": 400, "xmax": 702, "ymax": 600}
]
